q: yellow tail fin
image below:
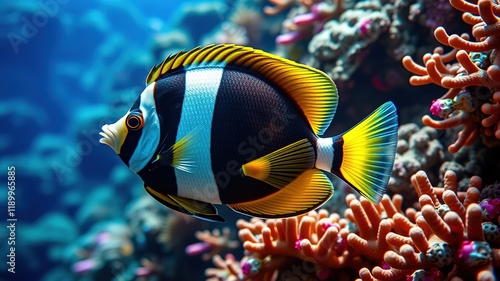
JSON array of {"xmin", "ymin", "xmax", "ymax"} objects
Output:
[{"xmin": 332, "ymin": 102, "xmax": 398, "ymax": 203}]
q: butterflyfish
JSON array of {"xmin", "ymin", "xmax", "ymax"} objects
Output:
[{"xmin": 99, "ymin": 44, "xmax": 398, "ymax": 222}]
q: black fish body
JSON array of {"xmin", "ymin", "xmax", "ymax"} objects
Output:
[
  {"xmin": 142, "ymin": 68, "xmax": 316, "ymax": 204},
  {"xmin": 100, "ymin": 44, "xmax": 399, "ymax": 222}
]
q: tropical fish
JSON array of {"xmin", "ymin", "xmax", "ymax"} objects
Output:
[{"xmin": 99, "ymin": 44, "xmax": 398, "ymax": 222}]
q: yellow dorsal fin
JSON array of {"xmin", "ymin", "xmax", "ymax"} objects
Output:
[
  {"xmin": 228, "ymin": 169, "xmax": 333, "ymax": 218},
  {"xmin": 241, "ymin": 138, "xmax": 315, "ymax": 189},
  {"xmin": 146, "ymin": 44, "xmax": 338, "ymax": 135}
]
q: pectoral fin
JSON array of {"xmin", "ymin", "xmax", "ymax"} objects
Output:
[
  {"xmin": 145, "ymin": 185, "xmax": 225, "ymax": 222},
  {"xmin": 228, "ymin": 169, "xmax": 333, "ymax": 218},
  {"xmin": 154, "ymin": 127, "xmax": 201, "ymax": 173}
]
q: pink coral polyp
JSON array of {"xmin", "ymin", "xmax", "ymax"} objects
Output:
[
  {"xmin": 458, "ymin": 240, "xmax": 492, "ymax": 268},
  {"xmin": 480, "ymin": 198, "xmax": 500, "ymax": 221}
]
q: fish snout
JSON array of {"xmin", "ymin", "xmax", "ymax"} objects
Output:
[{"xmin": 99, "ymin": 116, "xmax": 127, "ymax": 154}]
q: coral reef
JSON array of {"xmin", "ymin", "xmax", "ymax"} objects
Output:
[
  {"xmin": 389, "ymin": 123, "xmax": 444, "ymax": 206},
  {"xmin": 205, "ymin": 170, "xmax": 499, "ymax": 280},
  {"xmin": 186, "ymin": 227, "xmax": 240, "ymax": 261},
  {"xmin": 264, "ymin": 0, "xmax": 458, "ymax": 83},
  {"xmin": 271, "ymin": 0, "xmax": 350, "ymax": 45},
  {"xmin": 68, "ymin": 196, "xmax": 216, "ymax": 281},
  {"xmin": 5, "ymin": 0, "xmax": 500, "ymax": 280},
  {"xmin": 403, "ymin": 0, "xmax": 500, "ymax": 153},
  {"xmin": 307, "ymin": 0, "xmax": 391, "ymax": 81}
]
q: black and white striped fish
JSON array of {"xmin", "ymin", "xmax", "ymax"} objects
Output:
[{"xmin": 99, "ymin": 44, "xmax": 398, "ymax": 222}]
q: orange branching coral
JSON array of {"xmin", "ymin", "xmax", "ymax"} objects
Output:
[
  {"xmin": 344, "ymin": 195, "xmax": 398, "ymax": 262},
  {"xmin": 403, "ymin": 0, "xmax": 500, "ymax": 152},
  {"xmin": 186, "ymin": 227, "xmax": 240, "ymax": 261},
  {"xmin": 359, "ymin": 170, "xmax": 499, "ymax": 281},
  {"xmin": 204, "ymin": 195, "xmax": 414, "ymax": 280},
  {"xmin": 238, "ymin": 210, "xmax": 359, "ymax": 269},
  {"xmin": 482, "ymin": 91, "xmax": 500, "ymax": 138},
  {"xmin": 205, "ymin": 253, "xmax": 245, "ymax": 281},
  {"xmin": 205, "ymin": 210, "xmax": 358, "ymax": 280},
  {"xmin": 205, "ymin": 172, "xmax": 499, "ymax": 281}
]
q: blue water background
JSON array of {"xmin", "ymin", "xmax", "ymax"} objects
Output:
[
  {"xmin": 0, "ymin": 1, "xmax": 257, "ymax": 280},
  {"xmin": 0, "ymin": 0, "xmax": 459, "ymax": 280}
]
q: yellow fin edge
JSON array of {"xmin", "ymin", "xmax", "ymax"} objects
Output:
[
  {"xmin": 229, "ymin": 169, "xmax": 333, "ymax": 218},
  {"xmin": 146, "ymin": 44, "xmax": 338, "ymax": 135}
]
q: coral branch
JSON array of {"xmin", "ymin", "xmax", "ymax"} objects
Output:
[
  {"xmin": 404, "ymin": 0, "xmax": 500, "ymax": 150},
  {"xmin": 209, "ymin": 170, "xmax": 496, "ymax": 281}
]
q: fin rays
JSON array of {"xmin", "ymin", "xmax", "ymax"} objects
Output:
[
  {"xmin": 155, "ymin": 127, "xmax": 201, "ymax": 173},
  {"xmin": 144, "ymin": 185, "xmax": 224, "ymax": 222},
  {"xmin": 241, "ymin": 139, "xmax": 316, "ymax": 189},
  {"xmin": 146, "ymin": 44, "xmax": 338, "ymax": 135},
  {"xmin": 338, "ymin": 102, "xmax": 398, "ymax": 203},
  {"xmin": 229, "ymin": 169, "xmax": 332, "ymax": 218}
]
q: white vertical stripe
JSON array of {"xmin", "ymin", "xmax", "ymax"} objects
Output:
[
  {"xmin": 315, "ymin": 137, "xmax": 334, "ymax": 172},
  {"xmin": 175, "ymin": 68, "xmax": 223, "ymax": 204},
  {"xmin": 129, "ymin": 82, "xmax": 160, "ymax": 173}
]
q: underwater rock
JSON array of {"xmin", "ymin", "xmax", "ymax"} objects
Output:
[
  {"xmin": 173, "ymin": 1, "xmax": 228, "ymax": 44},
  {"xmin": 229, "ymin": 5, "xmax": 263, "ymax": 46},
  {"xmin": 151, "ymin": 29, "xmax": 192, "ymax": 61},
  {"xmin": 201, "ymin": 22, "xmax": 249, "ymax": 46},
  {"xmin": 69, "ymin": 221, "xmax": 136, "ymax": 280},
  {"xmin": 20, "ymin": 212, "xmax": 78, "ymax": 245},
  {"xmin": 125, "ymin": 196, "xmax": 169, "ymax": 252},
  {"xmin": 308, "ymin": 1, "xmax": 390, "ymax": 81},
  {"xmin": 75, "ymin": 186, "xmax": 125, "ymax": 231},
  {"xmin": 389, "ymin": 123, "xmax": 444, "ymax": 206},
  {"xmin": 15, "ymin": 212, "xmax": 78, "ymax": 278}
]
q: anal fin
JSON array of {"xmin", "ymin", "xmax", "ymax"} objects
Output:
[
  {"xmin": 228, "ymin": 169, "xmax": 333, "ymax": 218},
  {"xmin": 145, "ymin": 185, "xmax": 225, "ymax": 222}
]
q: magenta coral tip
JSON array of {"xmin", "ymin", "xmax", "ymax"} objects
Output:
[
  {"xmin": 480, "ymin": 198, "xmax": 500, "ymax": 221},
  {"xmin": 241, "ymin": 262, "xmax": 251, "ymax": 275},
  {"xmin": 276, "ymin": 31, "xmax": 303, "ymax": 45},
  {"xmin": 73, "ymin": 259, "xmax": 97, "ymax": 274},
  {"xmin": 320, "ymin": 221, "xmax": 334, "ymax": 231},
  {"xmin": 430, "ymin": 100, "xmax": 442, "ymax": 117},
  {"xmin": 96, "ymin": 232, "xmax": 111, "ymax": 245},
  {"xmin": 241, "ymin": 257, "xmax": 262, "ymax": 276},
  {"xmin": 334, "ymin": 236, "xmax": 348, "ymax": 255},
  {"xmin": 135, "ymin": 267, "xmax": 152, "ymax": 277},
  {"xmin": 294, "ymin": 13, "xmax": 320, "ymax": 25},
  {"xmin": 295, "ymin": 238, "xmax": 303, "ymax": 250},
  {"xmin": 359, "ymin": 19, "xmax": 372, "ymax": 36},
  {"xmin": 380, "ymin": 261, "xmax": 390, "ymax": 270},
  {"xmin": 185, "ymin": 242, "xmax": 213, "ymax": 256},
  {"xmin": 459, "ymin": 241, "xmax": 473, "ymax": 261},
  {"xmin": 321, "ymin": 221, "xmax": 340, "ymax": 232},
  {"xmin": 458, "ymin": 240, "xmax": 492, "ymax": 267}
]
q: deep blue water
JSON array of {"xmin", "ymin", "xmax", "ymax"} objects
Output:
[
  {"xmin": 2, "ymin": 0, "xmax": 497, "ymax": 280},
  {"xmin": 0, "ymin": 1, "xmax": 246, "ymax": 280}
]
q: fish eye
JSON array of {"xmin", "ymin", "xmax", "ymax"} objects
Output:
[{"xmin": 126, "ymin": 110, "xmax": 144, "ymax": 131}]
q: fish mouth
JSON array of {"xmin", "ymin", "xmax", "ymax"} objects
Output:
[
  {"xmin": 99, "ymin": 124, "xmax": 119, "ymax": 153},
  {"xmin": 99, "ymin": 116, "xmax": 127, "ymax": 154}
]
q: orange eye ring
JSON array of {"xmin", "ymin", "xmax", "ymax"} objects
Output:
[{"xmin": 126, "ymin": 110, "xmax": 144, "ymax": 130}]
